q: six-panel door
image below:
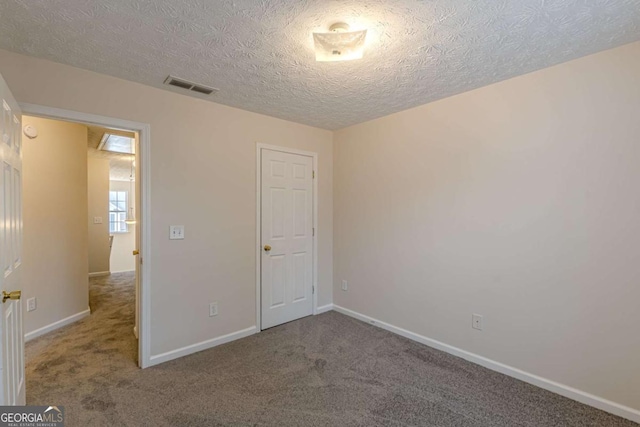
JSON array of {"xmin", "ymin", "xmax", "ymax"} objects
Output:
[
  {"xmin": 0, "ymin": 73, "xmax": 25, "ymax": 405},
  {"xmin": 261, "ymin": 149, "xmax": 313, "ymax": 329}
]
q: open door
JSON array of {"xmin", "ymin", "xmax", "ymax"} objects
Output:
[{"xmin": 0, "ymin": 74, "xmax": 25, "ymax": 405}]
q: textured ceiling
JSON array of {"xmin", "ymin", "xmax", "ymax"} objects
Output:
[
  {"xmin": 1, "ymin": 1, "xmax": 639, "ymax": 130},
  {"xmin": 87, "ymin": 125, "xmax": 136, "ymax": 181}
]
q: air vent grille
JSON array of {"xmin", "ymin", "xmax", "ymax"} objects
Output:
[{"xmin": 163, "ymin": 75, "xmax": 218, "ymax": 95}]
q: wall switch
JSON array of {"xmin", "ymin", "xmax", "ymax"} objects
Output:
[
  {"xmin": 27, "ymin": 297, "xmax": 37, "ymax": 312},
  {"xmin": 93, "ymin": 217, "xmax": 103, "ymax": 224},
  {"xmin": 472, "ymin": 314, "xmax": 483, "ymax": 331},
  {"xmin": 169, "ymin": 225, "xmax": 185, "ymax": 240},
  {"xmin": 209, "ymin": 302, "xmax": 218, "ymax": 317},
  {"xmin": 341, "ymin": 280, "xmax": 348, "ymax": 291}
]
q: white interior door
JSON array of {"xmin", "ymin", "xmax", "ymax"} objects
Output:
[
  {"xmin": 261, "ymin": 148, "xmax": 313, "ymax": 329},
  {"xmin": 0, "ymin": 74, "xmax": 25, "ymax": 405}
]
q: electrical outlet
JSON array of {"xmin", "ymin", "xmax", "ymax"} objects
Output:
[
  {"xmin": 341, "ymin": 280, "xmax": 348, "ymax": 291},
  {"xmin": 169, "ymin": 225, "xmax": 185, "ymax": 240},
  {"xmin": 472, "ymin": 314, "xmax": 483, "ymax": 331},
  {"xmin": 93, "ymin": 217, "xmax": 103, "ymax": 224},
  {"xmin": 27, "ymin": 297, "xmax": 37, "ymax": 312},
  {"xmin": 209, "ymin": 302, "xmax": 218, "ymax": 317}
]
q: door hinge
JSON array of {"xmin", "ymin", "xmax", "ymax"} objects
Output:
[
  {"xmin": 312, "ymin": 285, "xmax": 315, "ymax": 294},
  {"xmin": 312, "ymin": 227, "xmax": 315, "ymax": 237},
  {"xmin": 313, "ymin": 170, "xmax": 315, "ymax": 179}
]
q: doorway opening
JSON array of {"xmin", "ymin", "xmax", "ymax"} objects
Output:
[{"xmin": 19, "ymin": 104, "xmax": 151, "ymax": 376}]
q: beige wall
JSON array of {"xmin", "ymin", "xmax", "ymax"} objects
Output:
[
  {"xmin": 0, "ymin": 48, "xmax": 333, "ymax": 356},
  {"xmin": 87, "ymin": 157, "xmax": 110, "ymax": 274},
  {"xmin": 109, "ymin": 180, "xmax": 136, "ymax": 273},
  {"xmin": 22, "ymin": 116, "xmax": 89, "ymax": 335},
  {"xmin": 334, "ymin": 41, "xmax": 640, "ymax": 411}
]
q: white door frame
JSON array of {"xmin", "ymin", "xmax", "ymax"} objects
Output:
[
  {"xmin": 256, "ymin": 143, "xmax": 318, "ymax": 330},
  {"xmin": 18, "ymin": 103, "xmax": 152, "ymax": 369}
]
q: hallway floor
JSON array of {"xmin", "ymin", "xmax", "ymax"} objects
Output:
[{"xmin": 25, "ymin": 272, "xmax": 137, "ymax": 420}]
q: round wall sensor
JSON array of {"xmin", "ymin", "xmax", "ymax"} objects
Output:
[{"xmin": 23, "ymin": 125, "xmax": 38, "ymax": 139}]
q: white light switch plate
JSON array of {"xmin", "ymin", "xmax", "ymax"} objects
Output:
[
  {"xmin": 93, "ymin": 217, "xmax": 103, "ymax": 224},
  {"xmin": 169, "ymin": 225, "xmax": 185, "ymax": 240}
]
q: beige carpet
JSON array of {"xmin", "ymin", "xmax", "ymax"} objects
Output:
[{"xmin": 25, "ymin": 273, "xmax": 637, "ymax": 426}]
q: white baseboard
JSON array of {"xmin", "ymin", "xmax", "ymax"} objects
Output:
[
  {"xmin": 148, "ymin": 326, "xmax": 257, "ymax": 367},
  {"xmin": 316, "ymin": 303, "xmax": 334, "ymax": 314},
  {"xmin": 111, "ymin": 270, "xmax": 135, "ymax": 274},
  {"xmin": 332, "ymin": 305, "xmax": 640, "ymax": 424},
  {"xmin": 25, "ymin": 307, "xmax": 91, "ymax": 342},
  {"xmin": 88, "ymin": 271, "xmax": 110, "ymax": 278}
]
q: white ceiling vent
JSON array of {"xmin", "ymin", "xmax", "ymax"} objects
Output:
[{"xmin": 163, "ymin": 75, "xmax": 218, "ymax": 95}]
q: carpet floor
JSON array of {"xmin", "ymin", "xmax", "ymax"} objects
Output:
[{"xmin": 25, "ymin": 274, "xmax": 636, "ymax": 426}]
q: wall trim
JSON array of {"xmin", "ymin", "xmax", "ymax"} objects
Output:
[
  {"xmin": 88, "ymin": 271, "xmax": 110, "ymax": 278},
  {"xmin": 148, "ymin": 326, "xmax": 257, "ymax": 367},
  {"xmin": 332, "ymin": 305, "xmax": 640, "ymax": 424},
  {"xmin": 316, "ymin": 304, "xmax": 333, "ymax": 314},
  {"xmin": 25, "ymin": 307, "xmax": 91, "ymax": 342},
  {"xmin": 110, "ymin": 270, "xmax": 135, "ymax": 274},
  {"xmin": 20, "ymin": 102, "xmax": 152, "ymax": 369},
  {"xmin": 255, "ymin": 143, "xmax": 319, "ymax": 331}
]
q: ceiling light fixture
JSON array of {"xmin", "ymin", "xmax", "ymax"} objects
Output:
[
  {"xmin": 99, "ymin": 133, "xmax": 135, "ymax": 155},
  {"xmin": 313, "ymin": 22, "xmax": 367, "ymax": 62}
]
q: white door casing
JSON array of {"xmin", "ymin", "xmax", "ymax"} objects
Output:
[
  {"xmin": 0, "ymin": 74, "xmax": 25, "ymax": 405},
  {"xmin": 134, "ymin": 135, "xmax": 141, "ymax": 344},
  {"xmin": 260, "ymin": 148, "xmax": 314, "ymax": 329}
]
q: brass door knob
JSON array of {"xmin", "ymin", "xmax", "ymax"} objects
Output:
[
  {"xmin": 2, "ymin": 290, "xmax": 21, "ymax": 303},
  {"xmin": 133, "ymin": 250, "xmax": 140, "ymax": 256},
  {"xmin": 264, "ymin": 245, "xmax": 272, "ymax": 252}
]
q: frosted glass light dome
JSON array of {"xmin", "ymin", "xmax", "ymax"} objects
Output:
[{"xmin": 313, "ymin": 23, "xmax": 367, "ymax": 62}]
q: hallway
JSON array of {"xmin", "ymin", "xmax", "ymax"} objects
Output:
[{"xmin": 25, "ymin": 272, "xmax": 137, "ymax": 409}]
